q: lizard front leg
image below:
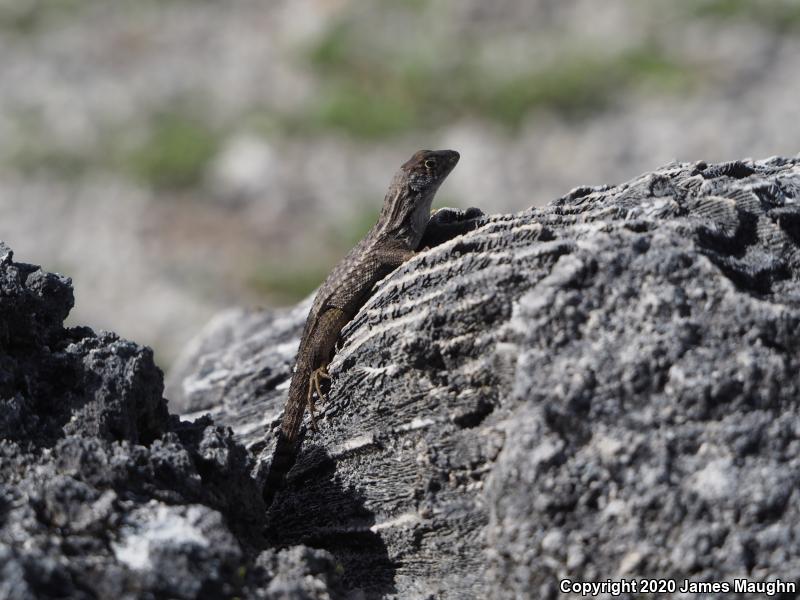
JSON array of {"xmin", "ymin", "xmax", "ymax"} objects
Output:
[{"xmin": 420, "ymin": 206, "xmax": 484, "ymax": 249}]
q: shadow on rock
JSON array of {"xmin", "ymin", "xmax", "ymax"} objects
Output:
[{"xmin": 265, "ymin": 444, "xmax": 396, "ymax": 598}]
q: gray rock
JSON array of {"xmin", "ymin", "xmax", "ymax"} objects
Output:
[
  {"xmin": 5, "ymin": 154, "xmax": 800, "ymax": 599},
  {"xmin": 170, "ymin": 156, "xmax": 800, "ymax": 598},
  {"xmin": 0, "ymin": 243, "xmax": 341, "ymax": 599}
]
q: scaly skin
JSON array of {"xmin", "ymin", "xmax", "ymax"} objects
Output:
[{"xmin": 262, "ymin": 149, "xmax": 461, "ymax": 507}]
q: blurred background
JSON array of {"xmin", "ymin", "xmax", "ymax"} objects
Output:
[{"xmin": 0, "ymin": 0, "xmax": 798, "ymax": 368}]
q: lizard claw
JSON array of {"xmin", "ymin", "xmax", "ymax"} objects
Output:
[
  {"xmin": 312, "ymin": 366, "xmax": 330, "ymax": 405},
  {"xmin": 305, "ymin": 366, "xmax": 331, "ymax": 432}
]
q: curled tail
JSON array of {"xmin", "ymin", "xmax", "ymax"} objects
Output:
[{"xmin": 262, "ymin": 430, "xmax": 300, "ymax": 506}]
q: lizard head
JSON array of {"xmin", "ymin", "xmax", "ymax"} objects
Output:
[
  {"xmin": 402, "ymin": 149, "xmax": 460, "ymax": 194},
  {"xmin": 379, "ymin": 149, "xmax": 460, "ymax": 247}
]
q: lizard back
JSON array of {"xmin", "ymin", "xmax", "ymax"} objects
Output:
[{"xmin": 262, "ymin": 149, "xmax": 461, "ymax": 508}]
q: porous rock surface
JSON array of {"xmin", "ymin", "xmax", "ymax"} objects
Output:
[
  {"xmin": 0, "ymin": 243, "xmax": 343, "ymax": 599},
  {"xmin": 4, "ymin": 155, "xmax": 800, "ymax": 599},
  {"xmin": 169, "ymin": 155, "xmax": 800, "ymax": 599}
]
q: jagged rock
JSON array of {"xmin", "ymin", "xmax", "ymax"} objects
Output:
[
  {"xmin": 5, "ymin": 155, "xmax": 800, "ymax": 599},
  {"xmin": 0, "ymin": 243, "xmax": 341, "ymax": 599},
  {"xmin": 169, "ymin": 155, "xmax": 800, "ymax": 599}
]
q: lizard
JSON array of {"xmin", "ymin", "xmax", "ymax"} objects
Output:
[{"xmin": 262, "ymin": 149, "xmax": 465, "ymax": 507}]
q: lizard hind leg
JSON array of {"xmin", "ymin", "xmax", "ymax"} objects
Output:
[
  {"xmin": 312, "ymin": 364, "xmax": 330, "ymax": 404},
  {"xmin": 305, "ymin": 375, "xmax": 319, "ymax": 432},
  {"xmin": 305, "ymin": 365, "xmax": 330, "ymax": 432}
]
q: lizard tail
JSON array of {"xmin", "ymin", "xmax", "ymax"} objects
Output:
[
  {"xmin": 262, "ymin": 430, "xmax": 299, "ymax": 507},
  {"xmin": 263, "ymin": 346, "xmax": 314, "ymax": 507}
]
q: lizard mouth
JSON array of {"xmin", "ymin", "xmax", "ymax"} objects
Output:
[{"xmin": 440, "ymin": 150, "xmax": 460, "ymax": 174}]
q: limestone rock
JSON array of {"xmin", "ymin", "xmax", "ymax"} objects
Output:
[
  {"xmin": 172, "ymin": 155, "xmax": 800, "ymax": 598},
  {"xmin": 5, "ymin": 154, "xmax": 800, "ymax": 599}
]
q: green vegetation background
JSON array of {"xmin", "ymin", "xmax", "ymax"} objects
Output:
[{"xmin": 4, "ymin": 0, "xmax": 800, "ymax": 307}]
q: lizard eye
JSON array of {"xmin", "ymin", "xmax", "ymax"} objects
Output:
[{"xmin": 424, "ymin": 158, "xmax": 437, "ymax": 170}]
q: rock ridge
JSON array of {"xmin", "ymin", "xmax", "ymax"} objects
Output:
[{"xmin": 4, "ymin": 154, "xmax": 800, "ymax": 599}]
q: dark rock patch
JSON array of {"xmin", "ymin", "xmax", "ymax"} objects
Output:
[{"xmin": 0, "ymin": 242, "xmax": 342, "ymax": 599}]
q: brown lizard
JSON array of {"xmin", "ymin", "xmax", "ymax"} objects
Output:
[{"xmin": 262, "ymin": 149, "xmax": 463, "ymax": 507}]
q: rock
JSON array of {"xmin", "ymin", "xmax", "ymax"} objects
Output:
[
  {"xmin": 5, "ymin": 154, "xmax": 800, "ymax": 599},
  {"xmin": 170, "ymin": 156, "xmax": 800, "ymax": 598},
  {"xmin": 0, "ymin": 243, "xmax": 341, "ymax": 599}
]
